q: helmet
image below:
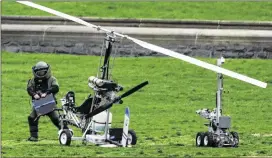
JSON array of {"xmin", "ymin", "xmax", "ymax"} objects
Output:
[{"xmin": 32, "ymin": 61, "xmax": 51, "ymax": 79}]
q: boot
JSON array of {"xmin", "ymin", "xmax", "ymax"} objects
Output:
[
  {"xmin": 28, "ymin": 116, "xmax": 39, "ymax": 142},
  {"xmin": 27, "ymin": 136, "xmax": 38, "ymax": 142}
]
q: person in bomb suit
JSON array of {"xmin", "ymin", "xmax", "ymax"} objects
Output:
[{"xmin": 27, "ymin": 61, "xmax": 61, "ymax": 141}]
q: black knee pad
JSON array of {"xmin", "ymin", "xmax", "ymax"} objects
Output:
[
  {"xmin": 28, "ymin": 115, "xmax": 34, "ymax": 123},
  {"xmin": 28, "ymin": 116, "xmax": 38, "ymax": 126}
]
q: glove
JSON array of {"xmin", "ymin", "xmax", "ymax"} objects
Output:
[
  {"xmin": 33, "ymin": 94, "xmax": 40, "ymax": 100},
  {"xmin": 41, "ymin": 93, "xmax": 47, "ymax": 98}
]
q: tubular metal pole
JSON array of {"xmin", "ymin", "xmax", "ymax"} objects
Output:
[
  {"xmin": 216, "ymin": 59, "xmax": 222, "ymax": 125},
  {"xmin": 104, "ymin": 109, "xmax": 110, "ymax": 141}
]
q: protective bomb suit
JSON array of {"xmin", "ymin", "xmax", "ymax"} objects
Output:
[{"xmin": 27, "ymin": 61, "xmax": 61, "ymax": 141}]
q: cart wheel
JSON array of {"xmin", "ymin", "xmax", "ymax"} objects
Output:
[
  {"xmin": 196, "ymin": 132, "xmax": 204, "ymax": 147},
  {"xmin": 203, "ymin": 132, "xmax": 214, "ymax": 147},
  {"xmin": 127, "ymin": 130, "xmax": 137, "ymax": 145},
  {"xmin": 59, "ymin": 129, "xmax": 72, "ymax": 146},
  {"xmin": 231, "ymin": 131, "xmax": 239, "ymax": 147}
]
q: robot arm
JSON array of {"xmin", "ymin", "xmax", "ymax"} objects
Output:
[
  {"xmin": 196, "ymin": 108, "xmax": 218, "ymax": 121},
  {"xmin": 196, "ymin": 109, "xmax": 212, "ymax": 119}
]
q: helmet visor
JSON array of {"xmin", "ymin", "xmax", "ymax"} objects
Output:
[
  {"xmin": 34, "ymin": 68, "xmax": 48, "ymax": 77},
  {"xmin": 36, "ymin": 70, "xmax": 47, "ymax": 76}
]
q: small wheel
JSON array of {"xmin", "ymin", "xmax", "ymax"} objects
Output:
[
  {"xmin": 59, "ymin": 129, "xmax": 72, "ymax": 146},
  {"xmin": 203, "ymin": 132, "xmax": 214, "ymax": 147},
  {"xmin": 127, "ymin": 130, "xmax": 137, "ymax": 145},
  {"xmin": 230, "ymin": 131, "xmax": 239, "ymax": 147},
  {"xmin": 196, "ymin": 132, "xmax": 204, "ymax": 147},
  {"xmin": 216, "ymin": 140, "xmax": 224, "ymax": 148}
]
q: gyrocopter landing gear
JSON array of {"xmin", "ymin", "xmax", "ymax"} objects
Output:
[
  {"xmin": 195, "ymin": 57, "xmax": 239, "ymax": 148},
  {"xmin": 59, "ymin": 129, "xmax": 72, "ymax": 146}
]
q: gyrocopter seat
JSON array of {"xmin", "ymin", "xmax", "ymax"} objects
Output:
[
  {"xmin": 64, "ymin": 91, "xmax": 75, "ymax": 107},
  {"xmin": 63, "ymin": 91, "xmax": 93, "ymax": 115},
  {"xmin": 62, "ymin": 91, "xmax": 112, "ymax": 132}
]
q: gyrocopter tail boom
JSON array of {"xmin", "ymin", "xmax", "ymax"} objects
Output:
[{"xmin": 17, "ymin": 1, "xmax": 267, "ymax": 88}]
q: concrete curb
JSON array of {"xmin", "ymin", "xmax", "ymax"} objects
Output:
[
  {"xmin": 3, "ymin": 16, "xmax": 272, "ymax": 30},
  {"xmin": 3, "ymin": 24, "xmax": 272, "ymax": 38}
]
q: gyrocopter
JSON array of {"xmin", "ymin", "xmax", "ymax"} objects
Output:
[
  {"xmin": 54, "ymin": 33, "xmax": 148, "ymax": 147},
  {"xmin": 18, "ymin": 1, "xmax": 267, "ymax": 148}
]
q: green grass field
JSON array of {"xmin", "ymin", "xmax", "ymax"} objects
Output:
[
  {"xmin": 3, "ymin": 1, "xmax": 272, "ymax": 21},
  {"xmin": 2, "ymin": 51, "xmax": 272, "ymax": 157}
]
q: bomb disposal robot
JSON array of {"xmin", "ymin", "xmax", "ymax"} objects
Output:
[{"xmin": 195, "ymin": 57, "xmax": 239, "ymax": 148}]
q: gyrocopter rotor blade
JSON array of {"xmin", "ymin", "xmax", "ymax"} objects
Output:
[
  {"xmin": 85, "ymin": 81, "xmax": 149, "ymax": 118},
  {"xmin": 17, "ymin": 1, "xmax": 267, "ymax": 88}
]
